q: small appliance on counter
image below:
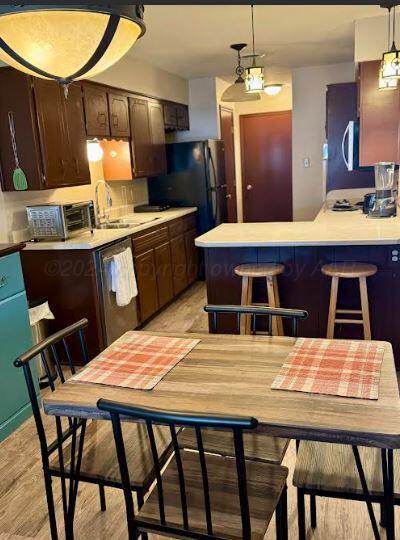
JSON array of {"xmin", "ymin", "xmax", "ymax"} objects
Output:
[
  {"xmin": 368, "ymin": 162, "xmax": 398, "ymax": 218},
  {"xmin": 134, "ymin": 203, "xmax": 170, "ymax": 213},
  {"xmin": 331, "ymin": 199, "xmax": 360, "ymax": 212},
  {"xmin": 362, "ymin": 192, "xmax": 376, "ymax": 214},
  {"xmin": 27, "ymin": 201, "xmax": 95, "ymax": 241}
]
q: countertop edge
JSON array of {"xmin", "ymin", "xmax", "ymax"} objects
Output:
[
  {"xmin": 195, "ymin": 238, "xmax": 400, "ymax": 248},
  {"xmin": 0, "ymin": 242, "xmax": 26, "ymax": 257}
]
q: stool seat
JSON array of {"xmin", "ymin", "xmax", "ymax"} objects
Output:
[
  {"xmin": 321, "ymin": 262, "xmax": 377, "ymax": 279},
  {"xmin": 235, "ymin": 263, "xmax": 285, "ymax": 278}
]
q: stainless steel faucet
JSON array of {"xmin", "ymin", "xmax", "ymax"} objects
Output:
[{"xmin": 95, "ymin": 180, "xmax": 112, "ymax": 223}]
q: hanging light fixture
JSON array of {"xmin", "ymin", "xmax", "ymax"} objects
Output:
[
  {"xmin": 0, "ymin": 5, "xmax": 145, "ymax": 94},
  {"xmin": 381, "ymin": 4, "xmax": 400, "ymax": 81},
  {"xmin": 264, "ymin": 83, "xmax": 283, "ymax": 96},
  {"xmin": 245, "ymin": 5, "xmax": 264, "ymax": 93},
  {"xmin": 221, "ymin": 43, "xmax": 261, "ymax": 102}
]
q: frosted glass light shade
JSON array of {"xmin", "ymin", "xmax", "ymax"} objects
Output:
[
  {"xmin": 221, "ymin": 81, "xmax": 261, "ymax": 102},
  {"xmin": 264, "ymin": 84, "xmax": 283, "ymax": 96},
  {"xmin": 0, "ymin": 7, "xmax": 144, "ymax": 83},
  {"xmin": 87, "ymin": 140, "xmax": 104, "ymax": 162},
  {"xmin": 381, "ymin": 47, "xmax": 400, "ymax": 80},
  {"xmin": 378, "ymin": 61, "xmax": 398, "ymax": 90},
  {"xmin": 245, "ymin": 65, "xmax": 264, "ymax": 93}
]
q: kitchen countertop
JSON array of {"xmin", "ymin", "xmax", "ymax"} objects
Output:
[
  {"xmin": 23, "ymin": 208, "xmax": 197, "ymax": 251},
  {"xmin": 0, "ymin": 242, "xmax": 26, "ymax": 257},
  {"xmin": 195, "ymin": 204, "xmax": 400, "ymax": 247}
]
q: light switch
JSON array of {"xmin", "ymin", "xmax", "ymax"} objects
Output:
[{"xmin": 303, "ymin": 157, "xmax": 310, "ymax": 168}]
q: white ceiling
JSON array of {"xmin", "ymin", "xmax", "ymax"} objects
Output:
[{"xmin": 131, "ymin": 5, "xmax": 382, "ymax": 79}]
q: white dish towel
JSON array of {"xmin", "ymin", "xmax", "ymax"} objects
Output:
[{"xmin": 110, "ymin": 247, "xmax": 138, "ymax": 307}]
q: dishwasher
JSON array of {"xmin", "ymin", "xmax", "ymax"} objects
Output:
[{"xmin": 95, "ymin": 237, "xmax": 139, "ymax": 346}]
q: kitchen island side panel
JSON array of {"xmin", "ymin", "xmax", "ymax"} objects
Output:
[{"xmin": 204, "ymin": 245, "xmax": 400, "ymax": 366}]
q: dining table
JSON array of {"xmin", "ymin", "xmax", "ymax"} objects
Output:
[{"xmin": 43, "ymin": 331, "xmax": 400, "ymax": 539}]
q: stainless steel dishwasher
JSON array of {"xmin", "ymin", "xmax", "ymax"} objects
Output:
[{"xmin": 95, "ymin": 237, "xmax": 139, "ymax": 346}]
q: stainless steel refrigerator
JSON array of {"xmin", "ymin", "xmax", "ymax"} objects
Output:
[{"xmin": 147, "ymin": 139, "xmax": 227, "ymax": 234}]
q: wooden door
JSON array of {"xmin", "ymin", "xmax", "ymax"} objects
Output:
[
  {"xmin": 32, "ymin": 79, "xmax": 68, "ymax": 188},
  {"xmin": 359, "ymin": 60, "xmax": 400, "ymax": 166},
  {"xmin": 63, "ymin": 83, "xmax": 90, "ymax": 185},
  {"xmin": 108, "ymin": 93, "xmax": 130, "ymax": 137},
  {"xmin": 170, "ymin": 234, "xmax": 187, "ymax": 294},
  {"xmin": 184, "ymin": 229, "xmax": 198, "ymax": 285},
  {"xmin": 129, "ymin": 97, "xmax": 153, "ymax": 178},
  {"xmin": 240, "ymin": 111, "xmax": 292, "ymax": 222},
  {"xmin": 148, "ymin": 100, "xmax": 167, "ymax": 175},
  {"xmin": 154, "ymin": 242, "xmax": 174, "ymax": 308},
  {"xmin": 220, "ymin": 106, "xmax": 237, "ymax": 222},
  {"xmin": 134, "ymin": 249, "xmax": 159, "ymax": 322},
  {"xmin": 83, "ymin": 84, "xmax": 110, "ymax": 137}
]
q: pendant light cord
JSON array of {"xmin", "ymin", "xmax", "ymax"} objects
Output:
[
  {"xmin": 251, "ymin": 4, "xmax": 256, "ymax": 66},
  {"xmin": 393, "ymin": 5, "xmax": 396, "ymax": 48},
  {"xmin": 388, "ymin": 6, "xmax": 392, "ymax": 50}
]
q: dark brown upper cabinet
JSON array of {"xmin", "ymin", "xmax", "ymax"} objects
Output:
[
  {"xmin": 148, "ymin": 99, "xmax": 167, "ymax": 175},
  {"xmin": 358, "ymin": 60, "xmax": 400, "ymax": 166},
  {"xmin": 0, "ymin": 69, "xmax": 90, "ymax": 191},
  {"xmin": 163, "ymin": 101, "xmax": 190, "ymax": 131},
  {"xmin": 108, "ymin": 92, "xmax": 130, "ymax": 138},
  {"xmin": 129, "ymin": 97, "xmax": 153, "ymax": 178},
  {"xmin": 83, "ymin": 84, "xmax": 110, "ymax": 138}
]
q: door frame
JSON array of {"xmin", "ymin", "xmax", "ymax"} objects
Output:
[
  {"xmin": 219, "ymin": 105, "xmax": 238, "ymax": 222},
  {"xmin": 240, "ymin": 109, "xmax": 292, "ymax": 222}
]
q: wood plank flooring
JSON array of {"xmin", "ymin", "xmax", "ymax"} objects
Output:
[{"xmin": 0, "ymin": 281, "xmax": 398, "ymax": 539}]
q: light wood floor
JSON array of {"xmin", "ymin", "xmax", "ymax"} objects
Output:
[{"xmin": 0, "ymin": 281, "xmax": 397, "ymax": 539}]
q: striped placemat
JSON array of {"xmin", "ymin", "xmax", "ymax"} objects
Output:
[
  {"xmin": 271, "ymin": 337, "xmax": 386, "ymax": 399},
  {"xmin": 71, "ymin": 333, "xmax": 200, "ymax": 390}
]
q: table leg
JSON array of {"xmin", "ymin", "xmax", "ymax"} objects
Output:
[
  {"xmin": 382, "ymin": 449, "xmax": 395, "ymax": 540},
  {"xmin": 352, "ymin": 446, "xmax": 380, "ymax": 540}
]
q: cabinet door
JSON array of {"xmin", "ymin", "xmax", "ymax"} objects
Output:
[
  {"xmin": 359, "ymin": 60, "xmax": 400, "ymax": 166},
  {"xmin": 0, "ymin": 291, "xmax": 33, "ymax": 436},
  {"xmin": 163, "ymin": 103, "xmax": 177, "ymax": 128},
  {"xmin": 129, "ymin": 97, "xmax": 153, "ymax": 178},
  {"xmin": 134, "ymin": 249, "xmax": 159, "ymax": 322},
  {"xmin": 184, "ymin": 229, "xmax": 198, "ymax": 285},
  {"xmin": 32, "ymin": 78, "xmax": 68, "ymax": 188},
  {"xmin": 176, "ymin": 104, "xmax": 189, "ymax": 130},
  {"xmin": 154, "ymin": 242, "xmax": 174, "ymax": 308},
  {"xmin": 148, "ymin": 100, "xmax": 167, "ymax": 175},
  {"xmin": 83, "ymin": 84, "xmax": 110, "ymax": 137},
  {"xmin": 108, "ymin": 93, "xmax": 130, "ymax": 137},
  {"xmin": 170, "ymin": 234, "xmax": 188, "ymax": 295},
  {"xmin": 63, "ymin": 83, "xmax": 90, "ymax": 185}
]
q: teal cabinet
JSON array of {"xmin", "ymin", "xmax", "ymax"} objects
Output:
[{"xmin": 0, "ymin": 252, "xmax": 35, "ymax": 441}]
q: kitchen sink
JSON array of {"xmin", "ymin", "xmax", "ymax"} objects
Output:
[
  {"xmin": 96, "ymin": 216, "xmax": 161, "ymax": 230},
  {"xmin": 96, "ymin": 222, "xmax": 132, "ymax": 230}
]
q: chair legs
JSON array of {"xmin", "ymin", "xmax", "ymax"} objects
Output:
[
  {"xmin": 137, "ymin": 490, "xmax": 148, "ymax": 540},
  {"xmin": 99, "ymin": 484, "xmax": 107, "ymax": 512},
  {"xmin": 310, "ymin": 494, "xmax": 317, "ymax": 529},
  {"xmin": 43, "ymin": 471, "xmax": 59, "ymax": 540},
  {"xmin": 276, "ymin": 485, "xmax": 288, "ymax": 540},
  {"xmin": 297, "ymin": 488, "xmax": 306, "ymax": 540}
]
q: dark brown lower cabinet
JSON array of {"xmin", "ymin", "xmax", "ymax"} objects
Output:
[
  {"xmin": 154, "ymin": 242, "xmax": 174, "ymax": 308},
  {"xmin": 170, "ymin": 234, "xmax": 188, "ymax": 295},
  {"xmin": 134, "ymin": 248, "xmax": 159, "ymax": 322}
]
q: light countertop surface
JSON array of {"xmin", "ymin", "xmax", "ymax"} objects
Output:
[
  {"xmin": 195, "ymin": 204, "xmax": 400, "ymax": 248},
  {"xmin": 24, "ymin": 208, "xmax": 197, "ymax": 251}
]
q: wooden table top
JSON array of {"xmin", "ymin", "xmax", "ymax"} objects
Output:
[{"xmin": 43, "ymin": 332, "xmax": 400, "ymax": 449}]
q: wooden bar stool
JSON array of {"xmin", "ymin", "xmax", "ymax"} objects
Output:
[
  {"xmin": 322, "ymin": 262, "xmax": 377, "ymax": 340},
  {"xmin": 234, "ymin": 263, "xmax": 285, "ymax": 335}
]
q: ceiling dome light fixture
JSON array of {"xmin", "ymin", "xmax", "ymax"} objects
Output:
[
  {"xmin": 264, "ymin": 83, "xmax": 283, "ymax": 96},
  {"xmin": 245, "ymin": 5, "xmax": 264, "ymax": 93},
  {"xmin": 380, "ymin": 4, "xmax": 400, "ymax": 82},
  {"xmin": 0, "ymin": 5, "xmax": 145, "ymax": 95},
  {"xmin": 221, "ymin": 43, "xmax": 261, "ymax": 103}
]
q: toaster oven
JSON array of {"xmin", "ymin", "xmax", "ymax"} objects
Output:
[{"xmin": 27, "ymin": 201, "xmax": 95, "ymax": 241}]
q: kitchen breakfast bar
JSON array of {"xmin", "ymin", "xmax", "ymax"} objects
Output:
[{"xmin": 195, "ymin": 206, "xmax": 400, "ymax": 366}]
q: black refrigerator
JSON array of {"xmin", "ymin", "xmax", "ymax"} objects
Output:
[{"xmin": 147, "ymin": 139, "xmax": 228, "ymax": 235}]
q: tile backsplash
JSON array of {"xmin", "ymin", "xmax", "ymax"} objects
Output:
[{"xmin": 0, "ymin": 167, "xmax": 149, "ymax": 243}]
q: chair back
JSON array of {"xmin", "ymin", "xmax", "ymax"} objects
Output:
[
  {"xmin": 13, "ymin": 319, "xmax": 89, "ymax": 466},
  {"xmin": 205, "ymin": 304, "xmax": 308, "ymax": 337},
  {"xmin": 97, "ymin": 399, "xmax": 259, "ymax": 540}
]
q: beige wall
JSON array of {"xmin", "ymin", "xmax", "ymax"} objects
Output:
[
  {"xmin": 0, "ymin": 56, "xmax": 189, "ymax": 243},
  {"xmin": 355, "ymin": 13, "xmax": 399, "ymax": 62},
  {"xmin": 292, "ymin": 62, "xmax": 355, "ymax": 221}
]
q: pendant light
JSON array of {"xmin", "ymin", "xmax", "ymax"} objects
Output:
[
  {"xmin": 0, "ymin": 5, "xmax": 145, "ymax": 94},
  {"xmin": 381, "ymin": 4, "xmax": 400, "ymax": 81},
  {"xmin": 245, "ymin": 5, "xmax": 264, "ymax": 93},
  {"xmin": 221, "ymin": 43, "xmax": 261, "ymax": 102}
]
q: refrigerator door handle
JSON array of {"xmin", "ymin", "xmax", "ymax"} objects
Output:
[{"xmin": 341, "ymin": 122, "xmax": 350, "ymax": 170}]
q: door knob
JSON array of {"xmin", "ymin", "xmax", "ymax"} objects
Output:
[
  {"xmin": 226, "ymin": 193, "xmax": 232, "ymax": 199},
  {"xmin": 246, "ymin": 184, "xmax": 253, "ymax": 191}
]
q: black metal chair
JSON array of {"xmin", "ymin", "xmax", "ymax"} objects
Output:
[
  {"xmin": 178, "ymin": 304, "xmax": 308, "ymax": 469},
  {"xmin": 14, "ymin": 318, "xmax": 172, "ymax": 540},
  {"xmin": 97, "ymin": 398, "xmax": 289, "ymax": 540}
]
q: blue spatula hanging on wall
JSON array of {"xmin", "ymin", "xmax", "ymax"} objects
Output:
[{"xmin": 8, "ymin": 111, "xmax": 28, "ymax": 191}]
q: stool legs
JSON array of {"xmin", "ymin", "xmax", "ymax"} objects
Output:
[
  {"xmin": 327, "ymin": 276, "xmax": 339, "ymax": 339},
  {"xmin": 267, "ymin": 276, "xmax": 280, "ymax": 336},
  {"xmin": 240, "ymin": 275, "xmax": 253, "ymax": 334},
  {"xmin": 359, "ymin": 276, "xmax": 372, "ymax": 340},
  {"xmin": 272, "ymin": 276, "xmax": 284, "ymax": 336}
]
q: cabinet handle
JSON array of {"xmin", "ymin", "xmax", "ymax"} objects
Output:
[
  {"xmin": 112, "ymin": 114, "xmax": 119, "ymax": 127},
  {"xmin": 97, "ymin": 112, "xmax": 106, "ymax": 126},
  {"xmin": 59, "ymin": 158, "xmax": 65, "ymax": 173},
  {"xmin": 0, "ymin": 276, "xmax": 8, "ymax": 288}
]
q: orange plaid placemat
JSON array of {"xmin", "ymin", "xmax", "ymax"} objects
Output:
[
  {"xmin": 271, "ymin": 338, "xmax": 386, "ymax": 400},
  {"xmin": 71, "ymin": 333, "xmax": 200, "ymax": 390}
]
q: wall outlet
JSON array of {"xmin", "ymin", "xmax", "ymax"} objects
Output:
[{"xmin": 303, "ymin": 157, "xmax": 311, "ymax": 168}]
